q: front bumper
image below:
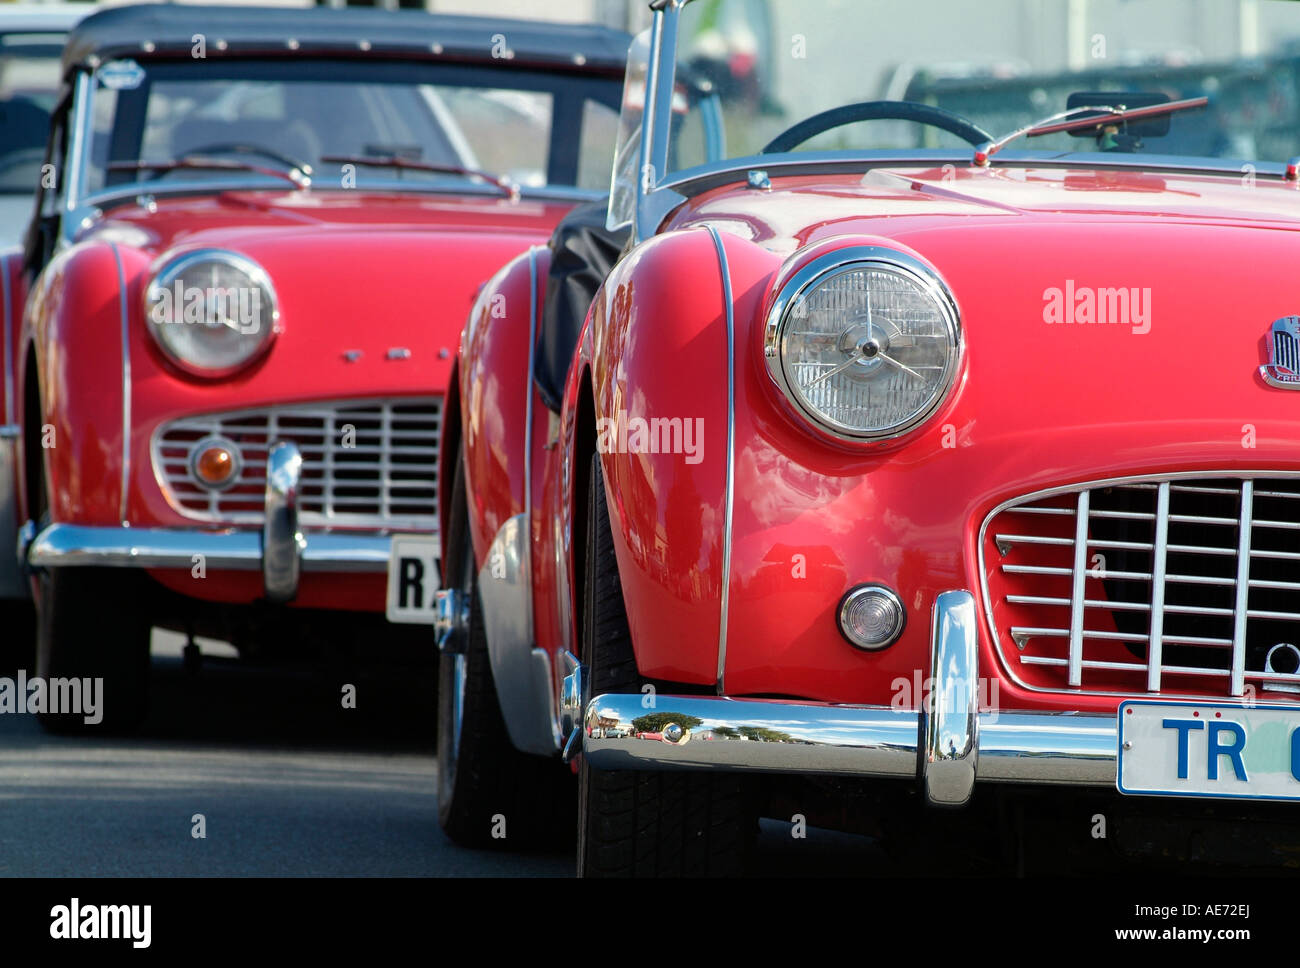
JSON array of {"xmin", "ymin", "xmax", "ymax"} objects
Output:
[
  {"xmin": 23, "ymin": 441, "xmax": 398, "ymax": 602},
  {"xmin": 581, "ymin": 590, "xmax": 1119, "ymax": 805}
]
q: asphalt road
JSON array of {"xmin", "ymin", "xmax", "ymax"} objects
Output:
[{"xmin": 0, "ymin": 631, "xmax": 889, "ymax": 877}]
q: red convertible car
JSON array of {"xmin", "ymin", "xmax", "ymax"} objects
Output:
[
  {"xmin": 6, "ymin": 3, "xmax": 627, "ymax": 727},
  {"xmin": 444, "ymin": 0, "xmax": 1300, "ymax": 873}
]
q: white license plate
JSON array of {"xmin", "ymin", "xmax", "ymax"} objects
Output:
[
  {"xmin": 385, "ymin": 535, "xmax": 441, "ymax": 624},
  {"xmin": 1118, "ymin": 700, "xmax": 1300, "ymax": 801}
]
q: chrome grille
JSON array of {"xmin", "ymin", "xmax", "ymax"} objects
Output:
[
  {"xmin": 152, "ymin": 398, "xmax": 441, "ymax": 532},
  {"xmin": 981, "ymin": 475, "xmax": 1300, "ymax": 699}
]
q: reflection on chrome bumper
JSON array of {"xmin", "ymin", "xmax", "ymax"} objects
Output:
[
  {"xmin": 25, "ymin": 523, "xmax": 393, "ymax": 587},
  {"xmin": 582, "ymin": 589, "xmax": 1118, "ymax": 805}
]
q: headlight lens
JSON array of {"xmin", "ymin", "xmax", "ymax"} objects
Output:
[
  {"xmin": 765, "ymin": 249, "xmax": 959, "ymax": 440},
  {"xmin": 145, "ymin": 249, "xmax": 279, "ymax": 376}
]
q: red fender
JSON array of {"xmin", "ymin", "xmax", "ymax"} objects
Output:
[
  {"xmin": 456, "ymin": 247, "xmax": 548, "ymax": 569},
  {"xmin": 582, "ymin": 227, "xmax": 759, "ymax": 687},
  {"xmin": 22, "ymin": 241, "xmax": 131, "ymax": 526}
]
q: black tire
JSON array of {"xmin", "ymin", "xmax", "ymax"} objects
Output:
[
  {"xmin": 0, "ymin": 600, "xmax": 35, "ymax": 674},
  {"xmin": 31, "ymin": 463, "xmax": 150, "ymax": 733},
  {"xmin": 34, "ymin": 567, "xmax": 150, "ymax": 732},
  {"xmin": 576, "ymin": 453, "xmax": 757, "ymax": 877},
  {"xmin": 436, "ymin": 447, "xmax": 575, "ymax": 848}
]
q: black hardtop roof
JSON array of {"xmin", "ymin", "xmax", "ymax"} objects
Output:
[{"xmin": 63, "ymin": 3, "xmax": 631, "ymax": 75}]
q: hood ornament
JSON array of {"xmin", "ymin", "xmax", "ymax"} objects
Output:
[{"xmin": 1261, "ymin": 316, "xmax": 1300, "ymax": 389}]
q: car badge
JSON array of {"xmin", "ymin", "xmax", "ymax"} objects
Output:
[
  {"xmin": 1261, "ymin": 316, "xmax": 1300, "ymax": 389},
  {"xmin": 98, "ymin": 59, "xmax": 146, "ymax": 91}
]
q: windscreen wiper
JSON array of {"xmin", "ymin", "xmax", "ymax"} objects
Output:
[
  {"xmin": 973, "ymin": 95, "xmax": 1209, "ymax": 167},
  {"xmin": 320, "ymin": 154, "xmax": 520, "ymax": 200},
  {"xmin": 108, "ymin": 156, "xmax": 312, "ymax": 188}
]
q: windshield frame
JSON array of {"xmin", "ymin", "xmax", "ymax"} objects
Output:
[
  {"xmin": 64, "ymin": 54, "xmax": 620, "ymax": 218},
  {"xmin": 624, "ymin": 0, "xmax": 1300, "ymax": 244}
]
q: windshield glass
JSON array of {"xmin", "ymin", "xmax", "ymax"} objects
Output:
[
  {"xmin": 0, "ymin": 30, "xmax": 68, "ymax": 193},
  {"xmin": 667, "ymin": 0, "xmax": 1300, "ymax": 175},
  {"xmin": 87, "ymin": 58, "xmax": 621, "ymax": 196}
]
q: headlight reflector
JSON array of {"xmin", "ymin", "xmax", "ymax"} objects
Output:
[
  {"xmin": 145, "ymin": 249, "xmax": 279, "ymax": 376},
  {"xmin": 764, "ymin": 248, "xmax": 959, "ymax": 440}
]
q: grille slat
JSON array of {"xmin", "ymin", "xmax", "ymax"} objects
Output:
[
  {"xmin": 152, "ymin": 398, "xmax": 442, "ymax": 533},
  {"xmin": 984, "ymin": 474, "xmax": 1300, "ymax": 701}
]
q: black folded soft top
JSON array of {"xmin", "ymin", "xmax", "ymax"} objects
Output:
[{"xmin": 62, "ymin": 2, "xmax": 631, "ymax": 76}]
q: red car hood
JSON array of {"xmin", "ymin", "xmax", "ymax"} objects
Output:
[
  {"xmin": 85, "ymin": 190, "xmax": 574, "ymax": 406},
  {"xmin": 676, "ymin": 166, "xmax": 1300, "ymax": 452},
  {"xmin": 674, "ymin": 165, "xmax": 1300, "ymax": 252}
]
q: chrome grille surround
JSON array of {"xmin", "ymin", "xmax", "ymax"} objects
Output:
[
  {"xmin": 979, "ymin": 472, "xmax": 1300, "ymax": 701},
  {"xmin": 151, "ymin": 398, "xmax": 441, "ymax": 533}
]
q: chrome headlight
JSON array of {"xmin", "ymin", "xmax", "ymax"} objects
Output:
[
  {"xmin": 764, "ymin": 247, "xmax": 960, "ymax": 440},
  {"xmin": 145, "ymin": 249, "xmax": 279, "ymax": 376}
]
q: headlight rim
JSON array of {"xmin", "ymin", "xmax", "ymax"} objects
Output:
[
  {"xmin": 762, "ymin": 245, "xmax": 962, "ymax": 443},
  {"xmin": 144, "ymin": 247, "xmax": 281, "ymax": 379}
]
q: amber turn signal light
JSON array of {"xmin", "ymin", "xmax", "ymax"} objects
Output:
[{"xmin": 190, "ymin": 438, "xmax": 241, "ymax": 490}]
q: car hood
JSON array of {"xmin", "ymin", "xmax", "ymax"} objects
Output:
[
  {"xmin": 90, "ymin": 190, "xmax": 572, "ymax": 403},
  {"xmin": 677, "ymin": 165, "xmax": 1300, "ymax": 458},
  {"xmin": 674, "ymin": 165, "xmax": 1300, "ymax": 253}
]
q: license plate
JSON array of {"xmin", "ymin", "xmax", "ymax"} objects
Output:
[
  {"xmin": 1118, "ymin": 700, "xmax": 1300, "ymax": 801},
  {"xmin": 385, "ymin": 535, "xmax": 440, "ymax": 624}
]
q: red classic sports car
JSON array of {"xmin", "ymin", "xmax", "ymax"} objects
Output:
[
  {"xmin": 442, "ymin": 0, "xmax": 1300, "ymax": 873},
  {"xmin": 6, "ymin": 3, "xmax": 627, "ymax": 727}
]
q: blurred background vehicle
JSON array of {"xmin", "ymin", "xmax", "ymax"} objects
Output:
[{"xmin": 0, "ymin": 4, "xmax": 87, "ymax": 245}]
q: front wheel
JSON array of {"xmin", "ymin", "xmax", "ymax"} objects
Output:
[
  {"xmin": 34, "ymin": 566, "xmax": 150, "ymax": 732},
  {"xmin": 435, "ymin": 447, "xmax": 574, "ymax": 848},
  {"xmin": 576, "ymin": 452, "xmax": 757, "ymax": 877}
]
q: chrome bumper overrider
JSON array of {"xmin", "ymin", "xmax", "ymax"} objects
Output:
[
  {"xmin": 22, "ymin": 441, "xmax": 396, "ymax": 602},
  {"xmin": 581, "ymin": 590, "xmax": 1119, "ymax": 806}
]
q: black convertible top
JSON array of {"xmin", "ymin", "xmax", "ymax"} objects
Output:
[{"xmin": 62, "ymin": 3, "xmax": 631, "ymax": 76}]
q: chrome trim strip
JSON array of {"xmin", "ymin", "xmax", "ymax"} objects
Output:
[
  {"xmin": 977, "ymin": 470, "xmax": 1300, "ymax": 701},
  {"xmin": 1146, "ymin": 482, "xmax": 1170, "ymax": 692},
  {"xmin": 262, "ymin": 441, "xmax": 303, "ymax": 602},
  {"xmin": 761, "ymin": 245, "xmax": 962, "ymax": 443},
  {"xmin": 27, "ymin": 522, "xmax": 392, "ymax": 571},
  {"xmin": 1067, "ymin": 490, "xmax": 1090, "ymax": 687},
  {"xmin": 705, "ymin": 225, "xmax": 735, "ymax": 693},
  {"xmin": 923, "ymin": 590, "xmax": 979, "ymax": 806},
  {"xmin": 1231, "ymin": 479, "xmax": 1254, "ymax": 696},
  {"xmin": 478, "ymin": 513, "xmax": 557, "ymax": 755},
  {"xmin": 111, "ymin": 243, "xmax": 130, "ymax": 526},
  {"xmin": 524, "ymin": 248, "xmax": 538, "ymax": 535}
]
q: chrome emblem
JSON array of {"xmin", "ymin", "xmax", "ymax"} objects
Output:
[{"xmin": 1261, "ymin": 316, "xmax": 1300, "ymax": 388}]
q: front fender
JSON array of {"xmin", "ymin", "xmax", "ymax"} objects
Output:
[
  {"xmin": 458, "ymin": 247, "xmax": 547, "ymax": 568},
  {"xmin": 588, "ymin": 227, "xmax": 777, "ymax": 687},
  {"xmin": 23, "ymin": 241, "xmax": 135, "ymax": 527}
]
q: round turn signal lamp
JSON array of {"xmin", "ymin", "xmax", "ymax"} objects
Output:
[
  {"xmin": 189, "ymin": 438, "xmax": 241, "ymax": 490},
  {"xmin": 838, "ymin": 584, "xmax": 906, "ymax": 651}
]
